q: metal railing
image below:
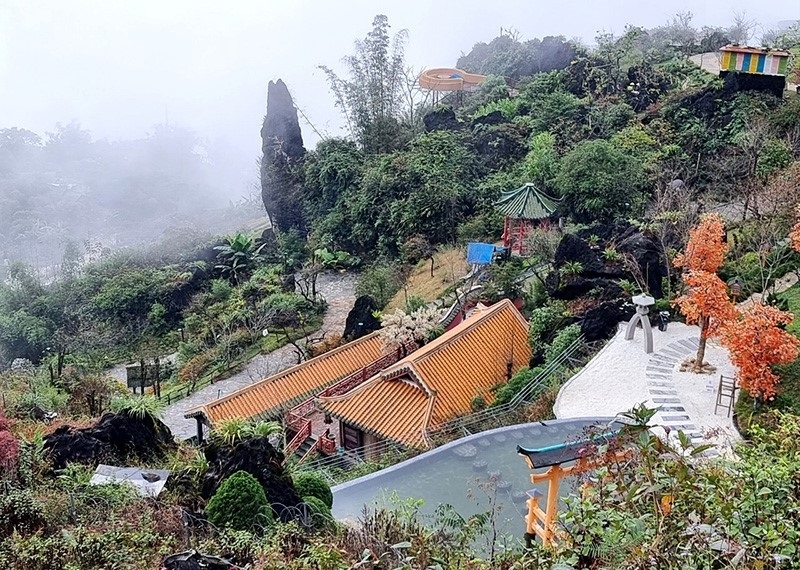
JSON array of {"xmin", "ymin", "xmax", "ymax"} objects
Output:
[
  {"xmin": 430, "ymin": 335, "xmax": 587, "ymax": 437},
  {"xmin": 284, "ymin": 419, "xmax": 312, "ymax": 458},
  {"xmin": 302, "ymin": 437, "xmax": 414, "ymax": 480}
]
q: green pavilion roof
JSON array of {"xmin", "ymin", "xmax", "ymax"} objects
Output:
[{"xmin": 494, "ymin": 183, "xmax": 559, "ymax": 220}]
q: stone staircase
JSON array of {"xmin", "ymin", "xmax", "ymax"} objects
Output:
[{"xmin": 645, "ymin": 336, "xmax": 718, "ymax": 456}]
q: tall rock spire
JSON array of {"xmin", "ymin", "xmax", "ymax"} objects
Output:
[{"xmin": 260, "ymin": 79, "xmax": 306, "ymax": 233}]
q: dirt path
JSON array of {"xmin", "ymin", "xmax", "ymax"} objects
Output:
[{"xmin": 161, "ymin": 271, "xmax": 357, "ymax": 440}]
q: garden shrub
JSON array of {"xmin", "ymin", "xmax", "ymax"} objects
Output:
[
  {"xmin": 178, "ymin": 351, "xmax": 213, "ymax": 384},
  {"xmin": 544, "ymin": 324, "xmax": 583, "ymax": 363},
  {"xmin": 307, "ymin": 332, "xmax": 344, "ymax": 358},
  {"xmin": 0, "ymin": 408, "xmax": 19, "ymax": 470},
  {"xmin": 528, "ymin": 301, "xmax": 569, "ymax": 348},
  {"xmin": 293, "ymin": 471, "xmax": 333, "ymax": 508},
  {"xmin": 264, "ymin": 293, "xmax": 314, "ymax": 326},
  {"xmin": 355, "ymin": 263, "xmax": 403, "ymax": 309},
  {"xmin": 493, "ymin": 366, "xmax": 545, "ymax": 407},
  {"xmin": 0, "ymin": 488, "xmax": 47, "ymax": 537},
  {"xmin": 205, "ymin": 471, "xmax": 273, "ymax": 532},
  {"xmin": 301, "ymin": 496, "xmax": 333, "ymax": 529}
]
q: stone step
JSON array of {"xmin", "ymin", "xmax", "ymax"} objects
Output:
[
  {"xmin": 657, "ymin": 406, "xmax": 685, "ymax": 412},
  {"xmin": 650, "ymin": 389, "xmax": 678, "ymax": 395},
  {"xmin": 646, "ymin": 374, "xmax": 672, "ymax": 380},
  {"xmin": 661, "ymin": 414, "xmax": 691, "ymax": 422},
  {"xmin": 649, "ymin": 355, "xmax": 678, "ymax": 365},
  {"xmin": 678, "ymin": 339, "xmax": 699, "ymax": 351},
  {"xmin": 660, "ymin": 348, "xmax": 685, "ymax": 358},
  {"xmin": 646, "ymin": 367, "xmax": 673, "ymax": 374},
  {"xmin": 651, "ymin": 397, "xmax": 681, "ymax": 404},
  {"xmin": 647, "ymin": 381, "xmax": 674, "ymax": 388}
]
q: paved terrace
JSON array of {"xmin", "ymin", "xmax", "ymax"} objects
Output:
[{"xmin": 555, "ymin": 321, "xmax": 740, "ymax": 452}]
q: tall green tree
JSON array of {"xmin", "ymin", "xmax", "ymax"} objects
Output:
[
  {"xmin": 320, "ymin": 15, "xmax": 410, "ymax": 153},
  {"xmin": 555, "ymin": 139, "xmax": 647, "ymax": 223}
]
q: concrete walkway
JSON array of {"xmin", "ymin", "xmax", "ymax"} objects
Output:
[
  {"xmin": 161, "ymin": 272, "xmax": 357, "ymax": 440},
  {"xmin": 555, "ymin": 322, "xmax": 739, "ymax": 452}
]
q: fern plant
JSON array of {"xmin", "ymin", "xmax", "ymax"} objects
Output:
[
  {"xmin": 561, "ymin": 261, "xmax": 584, "ymax": 277},
  {"xmin": 212, "ymin": 418, "xmax": 282, "ymax": 446},
  {"xmin": 603, "ymin": 247, "xmax": 621, "ymax": 262},
  {"xmin": 110, "ymin": 395, "xmax": 165, "ymax": 420},
  {"xmin": 212, "ymin": 417, "xmax": 249, "ymax": 446}
]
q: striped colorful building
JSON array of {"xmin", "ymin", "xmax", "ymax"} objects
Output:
[{"xmin": 719, "ymin": 45, "xmax": 790, "ymax": 77}]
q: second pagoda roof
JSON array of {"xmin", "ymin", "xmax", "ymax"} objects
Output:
[{"xmin": 495, "ymin": 183, "xmax": 559, "ymax": 220}]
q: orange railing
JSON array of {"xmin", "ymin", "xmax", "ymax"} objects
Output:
[{"xmin": 284, "ymin": 412, "xmax": 312, "ymax": 459}]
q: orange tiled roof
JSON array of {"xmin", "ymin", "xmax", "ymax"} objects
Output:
[
  {"xmin": 185, "ymin": 331, "xmax": 385, "ymax": 425},
  {"xmin": 318, "ymin": 299, "xmax": 531, "ymax": 448}
]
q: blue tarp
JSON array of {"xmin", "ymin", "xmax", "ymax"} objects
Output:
[{"xmin": 467, "ymin": 242, "xmax": 499, "ymax": 265}]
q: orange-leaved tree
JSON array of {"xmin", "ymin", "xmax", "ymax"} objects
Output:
[
  {"xmin": 719, "ymin": 303, "xmax": 800, "ymax": 400},
  {"xmin": 673, "ymin": 214, "xmax": 736, "ymax": 372}
]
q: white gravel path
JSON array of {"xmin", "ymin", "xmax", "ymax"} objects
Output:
[{"xmin": 554, "ymin": 321, "xmax": 740, "ymax": 453}]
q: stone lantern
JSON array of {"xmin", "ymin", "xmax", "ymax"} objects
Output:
[{"xmin": 624, "ymin": 293, "xmax": 655, "ymax": 354}]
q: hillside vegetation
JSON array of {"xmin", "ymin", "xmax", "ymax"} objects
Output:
[{"xmin": 2, "ymin": 12, "xmax": 800, "ymax": 570}]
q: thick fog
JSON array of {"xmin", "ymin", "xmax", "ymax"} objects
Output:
[
  {"xmin": 1, "ymin": 0, "xmax": 798, "ymax": 272},
  {"xmin": 3, "ymin": 0, "xmax": 798, "ymax": 150}
]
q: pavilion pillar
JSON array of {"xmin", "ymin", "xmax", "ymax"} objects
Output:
[{"xmin": 195, "ymin": 416, "xmax": 204, "ymax": 444}]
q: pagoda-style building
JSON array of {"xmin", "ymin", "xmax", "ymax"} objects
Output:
[{"xmin": 495, "ymin": 183, "xmax": 559, "ymax": 256}]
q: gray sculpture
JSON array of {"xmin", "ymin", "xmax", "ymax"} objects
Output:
[{"xmin": 625, "ymin": 294, "xmax": 655, "ymax": 353}]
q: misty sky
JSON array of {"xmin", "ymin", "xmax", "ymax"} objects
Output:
[{"xmin": 2, "ymin": 0, "xmax": 798, "ymax": 196}]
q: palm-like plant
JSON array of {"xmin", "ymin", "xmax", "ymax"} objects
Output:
[
  {"xmin": 247, "ymin": 420, "xmax": 283, "ymax": 439},
  {"xmin": 561, "ymin": 261, "xmax": 584, "ymax": 278},
  {"xmin": 212, "ymin": 418, "xmax": 282, "ymax": 446},
  {"xmin": 110, "ymin": 395, "xmax": 165, "ymax": 420},
  {"xmin": 213, "ymin": 417, "xmax": 249, "ymax": 446},
  {"xmin": 214, "ymin": 233, "xmax": 265, "ymax": 285}
]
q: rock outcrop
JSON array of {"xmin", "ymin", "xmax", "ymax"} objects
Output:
[
  {"xmin": 343, "ymin": 295, "xmax": 382, "ymax": 341},
  {"xmin": 260, "ymin": 79, "xmax": 306, "ymax": 234},
  {"xmin": 547, "ymin": 221, "xmax": 666, "ymax": 341},
  {"xmin": 423, "ymin": 107, "xmax": 462, "ymax": 132},
  {"xmin": 551, "ymin": 222, "xmax": 667, "ymax": 299},
  {"xmin": 43, "ymin": 411, "xmax": 175, "ymax": 470}
]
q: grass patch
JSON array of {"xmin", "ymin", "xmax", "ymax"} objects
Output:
[{"xmin": 385, "ymin": 246, "xmax": 469, "ymax": 311}]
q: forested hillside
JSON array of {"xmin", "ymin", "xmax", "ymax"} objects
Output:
[
  {"xmin": 2, "ymin": 11, "xmax": 800, "ymax": 570},
  {"xmin": 264, "ymin": 15, "xmax": 800, "ymax": 261}
]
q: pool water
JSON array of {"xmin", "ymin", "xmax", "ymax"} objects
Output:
[{"xmin": 332, "ymin": 418, "xmax": 616, "ymax": 546}]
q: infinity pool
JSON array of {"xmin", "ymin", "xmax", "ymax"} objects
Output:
[{"xmin": 332, "ymin": 418, "xmax": 616, "ymax": 546}]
